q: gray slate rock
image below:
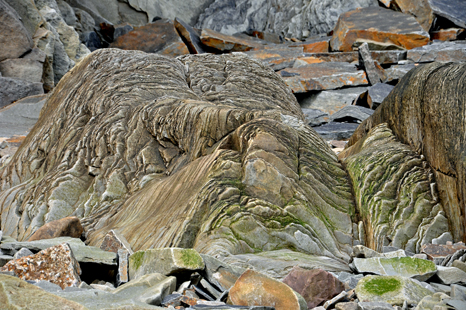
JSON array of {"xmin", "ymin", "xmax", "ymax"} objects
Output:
[
  {"xmin": 302, "ymin": 108, "xmax": 329, "ymax": 127},
  {"xmin": 0, "ymin": 77, "xmax": 44, "ymax": 109},
  {"xmin": 335, "ymin": 271, "xmax": 363, "ymax": 290},
  {"xmin": 407, "ymin": 41, "xmax": 466, "ymax": 63},
  {"xmin": 329, "ymin": 105, "xmax": 373, "ymax": 123},
  {"xmin": 358, "ymin": 301, "xmax": 394, "ymax": 310},
  {"xmin": 428, "ymin": 0, "xmax": 466, "ymax": 28},
  {"xmin": 313, "ymin": 122, "xmax": 359, "ymax": 141},
  {"xmin": 0, "ymin": 58, "xmax": 44, "ymax": 83},
  {"xmin": 384, "ymin": 64, "xmax": 416, "ymax": 84},
  {"xmin": 0, "ymin": 0, "xmax": 34, "ymax": 62},
  {"xmin": 13, "ymin": 247, "xmax": 34, "ymax": 259},
  {"xmin": 436, "ymin": 266, "xmax": 466, "ymax": 285},
  {"xmin": 432, "ymin": 232, "xmax": 454, "ymax": 245},
  {"xmin": 299, "ymin": 87, "xmax": 368, "ymax": 113},
  {"xmin": 368, "ymin": 83, "xmax": 394, "ymax": 109},
  {"xmin": 451, "ymin": 284, "xmax": 466, "ymax": 300},
  {"xmin": 33, "ymin": 280, "xmax": 63, "ymax": 292},
  {"xmin": 0, "ymin": 254, "xmax": 13, "ymax": 267},
  {"xmin": 358, "ymin": 42, "xmax": 382, "ymax": 85},
  {"xmin": 0, "ymin": 94, "xmax": 46, "ymax": 138}
]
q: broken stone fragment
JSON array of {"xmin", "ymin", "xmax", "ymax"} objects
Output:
[
  {"xmin": 0, "ymin": 77, "xmax": 44, "ymax": 109},
  {"xmin": 282, "ymin": 266, "xmax": 345, "ymax": 309},
  {"xmin": 117, "ymin": 249, "xmax": 129, "ymax": 286},
  {"xmin": 288, "ymin": 36, "xmax": 330, "ymax": 53},
  {"xmin": 391, "ymin": 0, "xmax": 434, "ymax": 32},
  {"xmin": 330, "ymin": 7, "xmax": 430, "ymax": 52},
  {"xmin": 358, "ymin": 42, "xmax": 384, "ymax": 85},
  {"xmin": 279, "ymin": 62, "xmax": 368, "ymax": 93},
  {"xmin": 428, "ymin": 0, "xmax": 466, "ymax": 29},
  {"xmin": 174, "ymin": 18, "xmax": 206, "ymax": 54},
  {"xmin": 201, "ymin": 254, "xmax": 246, "ymax": 292},
  {"xmin": 228, "ymin": 269, "xmax": 307, "ymax": 310},
  {"xmin": 243, "ymin": 47, "xmax": 305, "ymax": 71},
  {"xmin": 367, "ymin": 83, "xmax": 395, "ymax": 110},
  {"xmin": 421, "ymin": 243, "xmax": 466, "ymax": 260},
  {"xmin": 129, "ymin": 248, "xmax": 205, "ymax": 280},
  {"xmin": 110, "ymin": 19, "xmax": 189, "ymax": 57},
  {"xmin": 355, "ymin": 275, "xmax": 432, "ymax": 305},
  {"xmin": 0, "ymin": 58, "xmax": 44, "ymax": 83},
  {"xmin": 200, "ymin": 28, "xmax": 266, "ymax": 52},
  {"xmin": 0, "ymin": 243, "xmax": 81, "ymax": 289},
  {"xmin": 329, "ymin": 105, "xmax": 373, "ymax": 123},
  {"xmin": 28, "ymin": 216, "xmax": 84, "ymax": 241},
  {"xmin": 431, "ymin": 28, "xmax": 465, "ymax": 41},
  {"xmin": 100, "ymin": 229, "xmax": 134, "ymax": 254},
  {"xmin": 436, "ymin": 266, "xmax": 466, "ymax": 285},
  {"xmin": 407, "ymin": 41, "xmax": 466, "ymax": 63}
]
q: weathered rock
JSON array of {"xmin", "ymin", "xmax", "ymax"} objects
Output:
[
  {"xmin": 352, "ymin": 245, "xmax": 383, "ymax": 259},
  {"xmin": 201, "ymin": 254, "xmax": 246, "ymax": 291},
  {"xmin": 113, "ymin": 23, "xmax": 133, "ymax": 41},
  {"xmin": 452, "ymin": 260, "xmax": 466, "ymax": 273},
  {"xmin": 335, "ymin": 272, "xmax": 363, "ymax": 290},
  {"xmin": 0, "ymin": 77, "xmax": 44, "ymax": 109},
  {"xmin": 415, "ymin": 292, "xmax": 452, "ymax": 310},
  {"xmin": 330, "ymin": 7, "xmax": 430, "ymax": 52},
  {"xmin": 347, "ymin": 62, "xmax": 466, "ymax": 242},
  {"xmin": 100, "ymin": 229, "xmax": 133, "ymax": 254},
  {"xmin": 341, "ymin": 124, "xmax": 449, "ymax": 253},
  {"xmin": 336, "ymin": 302, "xmax": 359, "ymax": 310},
  {"xmin": 4, "ymin": 0, "xmax": 44, "ymax": 37},
  {"xmin": 129, "ymin": 248, "xmax": 205, "ymax": 280},
  {"xmin": 355, "ymin": 275, "xmax": 433, "ymax": 305},
  {"xmin": 117, "ymin": 249, "xmax": 129, "ymax": 286},
  {"xmin": 0, "ymin": 50, "xmax": 357, "ymax": 263},
  {"xmin": 0, "ymin": 243, "xmax": 81, "ymax": 289},
  {"xmin": 428, "ymin": 0, "xmax": 466, "ymax": 29},
  {"xmin": 279, "ymin": 62, "xmax": 368, "ymax": 93},
  {"xmin": 0, "ymin": 94, "xmax": 47, "ymax": 138},
  {"xmin": 282, "ymin": 266, "xmax": 345, "ymax": 309},
  {"xmin": 200, "ymin": 28, "xmax": 266, "ymax": 52},
  {"xmin": 0, "ymin": 0, "xmax": 34, "ymax": 62},
  {"xmin": 229, "ymin": 269, "xmax": 307, "ymax": 310},
  {"xmin": 431, "ymin": 28, "xmax": 465, "ymax": 41},
  {"xmin": 13, "ymin": 247, "xmax": 33, "ymax": 259},
  {"xmin": 352, "ymin": 257, "xmax": 436, "ymax": 281},
  {"xmin": 243, "ymin": 47, "xmax": 305, "ymax": 71},
  {"xmin": 28, "ymin": 216, "xmax": 84, "ymax": 241},
  {"xmin": 302, "ymin": 109, "xmax": 329, "ymax": 127},
  {"xmin": 384, "ymin": 63, "xmax": 415, "ymax": 84},
  {"xmin": 407, "ymin": 41, "xmax": 466, "ymax": 63},
  {"xmin": 421, "ymin": 244, "xmax": 466, "ymax": 260},
  {"xmin": 110, "ymin": 19, "xmax": 189, "ymax": 57},
  {"xmin": 392, "ymin": 0, "xmax": 434, "ymax": 32},
  {"xmin": 367, "ymin": 83, "xmax": 394, "ymax": 110},
  {"xmin": 174, "ymin": 18, "xmax": 206, "ymax": 54},
  {"xmin": 436, "ymin": 266, "xmax": 466, "ymax": 285},
  {"xmin": 358, "ymin": 43, "xmax": 384, "ymax": 85},
  {"xmin": 196, "ymin": 0, "xmax": 377, "ymax": 40},
  {"xmin": 288, "ymin": 37, "xmax": 330, "ymax": 53},
  {"xmin": 299, "ymin": 87, "xmax": 368, "ymax": 115},
  {"xmin": 358, "ymin": 301, "xmax": 394, "ymax": 310},
  {"xmin": 0, "ymin": 274, "xmax": 86, "ymax": 309},
  {"xmin": 314, "ymin": 123, "xmax": 360, "ymax": 141},
  {"xmin": 0, "ymin": 237, "xmax": 116, "ymax": 265},
  {"xmin": 329, "ymin": 105, "xmax": 373, "ymax": 123},
  {"xmin": 323, "ymin": 291, "xmax": 348, "ymax": 309},
  {"xmin": 0, "ymin": 254, "xmax": 13, "ymax": 267}
]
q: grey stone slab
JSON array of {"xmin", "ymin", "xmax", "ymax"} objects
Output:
[
  {"xmin": 368, "ymin": 83, "xmax": 395, "ymax": 109},
  {"xmin": 329, "ymin": 105, "xmax": 373, "ymax": 123},
  {"xmin": 407, "ymin": 41, "xmax": 466, "ymax": 63},
  {"xmin": 0, "ymin": 77, "xmax": 44, "ymax": 109},
  {"xmin": 0, "ymin": 58, "xmax": 44, "ymax": 83},
  {"xmin": 33, "ymin": 280, "xmax": 63, "ymax": 293},
  {"xmin": 299, "ymin": 87, "xmax": 368, "ymax": 113},
  {"xmin": 437, "ymin": 266, "xmax": 466, "ymax": 284},
  {"xmin": 313, "ymin": 122, "xmax": 359, "ymax": 141},
  {"xmin": 447, "ymin": 299, "xmax": 466, "ymax": 310},
  {"xmin": 384, "ymin": 64, "xmax": 415, "ymax": 83},
  {"xmin": 428, "ymin": 0, "xmax": 466, "ymax": 28},
  {"xmin": 358, "ymin": 301, "xmax": 394, "ymax": 310},
  {"xmin": 359, "ymin": 42, "xmax": 382, "ymax": 85},
  {"xmin": 13, "ymin": 247, "xmax": 34, "ymax": 259},
  {"xmin": 0, "ymin": 254, "xmax": 13, "ymax": 267},
  {"xmin": 302, "ymin": 108, "xmax": 329, "ymax": 126},
  {"xmin": 451, "ymin": 284, "xmax": 466, "ymax": 301},
  {"xmin": 0, "ymin": 94, "xmax": 46, "ymax": 138}
]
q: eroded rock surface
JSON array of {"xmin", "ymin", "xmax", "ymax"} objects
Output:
[{"xmin": 0, "ymin": 50, "xmax": 357, "ymax": 263}]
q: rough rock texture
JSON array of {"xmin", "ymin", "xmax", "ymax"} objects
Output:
[
  {"xmin": 0, "ymin": 0, "xmax": 34, "ymax": 62},
  {"xmin": 407, "ymin": 41, "xmax": 466, "ymax": 63},
  {"xmin": 428, "ymin": 0, "xmax": 466, "ymax": 29},
  {"xmin": 0, "ymin": 58, "xmax": 44, "ymax": 83},
  {"xmin": 228, "ymin": 269, "xmax": 307, "ymax": 310},
  {"xmin": 0, "ymin": 77, "xmax": 44, "ymax": 109},
  {"xmin": 28, "ymin": 216, "xmax": 84, "ymax": 241},
  {"xmin": 347, "ymin": 62, "xmax": 466, "ymax": 242},
  {"xmin": 355, "ymin": 275, "xmax": 433, "ymax": 305},
  {"xmin": 196, "ymin": 0, "xmax": 377, "ymax": 40},
  {"xmin": 330, "ymin": 7, "xmax": 430, "ymax": 52},
  {"xmin": 4, "ymin": 0, "xmax": 44, "ymax": 38},
  {"xmin": 110, "ymin": 19, "xmax": 189, "ymax": 57},
  {"xmin": 392, "ymin": 0, "xmax": 434, "ymax": 32},
  {"xmin": 340, "ymin": 124, "xmax": 449, "ymax": 253},
  {"xmin": 175, "ymin": 18, "xmax": 206, "ymax": 54},
  {"xmin": 100, "ymin": 229, "xmax": 134, "ymax": 254},
  {"xmin": 0, "ymin": 50, "xmax": 356, "ymax": 265},
  {"xmin": 0, "ymin": 274, "xmax": 86, "ymax": 309},
  {"xmin": 0, "ymin": 243, "xmax": 81, "ymax": 289},
  {"xmin": 282, "ymin": 266, "xmax": 345, "ymax": 309}
]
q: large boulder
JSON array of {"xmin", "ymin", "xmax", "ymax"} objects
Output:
[
  {"xmin": 347, "ymin": 62, "xmax": 466, "ymax": 242},
  {"xmin": 195, "ymin": 0, "xmax": 377, "ymax": 40},
  {"xmin": 0, "ymin": 50, "xmax": 357, "ymax": 264}
]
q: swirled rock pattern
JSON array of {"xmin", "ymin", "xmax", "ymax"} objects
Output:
[
  {"xmin": 0, "ymin": 49, "xmax": 356, "ymax": 262},
  {"xmin": 348, "ymin": 62, "xmax": 466, "ymax": 243},
  {"xmin": 341, "ymin": 124, "xmax": 449, "ymax": 253}
]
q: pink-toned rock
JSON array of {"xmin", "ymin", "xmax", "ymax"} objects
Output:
[
  {"xmin": 0, "ymin": 243, "xmax": 81, "ymax": 289},
  {"xmin": 28, "ymin": 216, "xmax": 84, "ymax": 241},
  {"xmin": 100, "ymin": 229, "xmax": 133, "ymax": 254},
  {"xmin": 282, "ymin": 267, "xmax": 345, "ymax": 309},
  {"xmin": 228, "ymin": 269, "xmax": 307, "ymax": 310},
  {"xmin": 421, "ymin": 243, "xmax": 466, "ymax": 259}
]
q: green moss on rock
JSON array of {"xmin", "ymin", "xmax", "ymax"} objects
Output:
[
  {"xmin": 363, "ymin": 277, "xmax": 401, "ymax": 295},
  {"xmin": 178, "ymin": 248, "xmax": 204, "ymax": 269},
  {"xmin": 129, "ymin": 251, "xmax": 145, "ymax": 271}
]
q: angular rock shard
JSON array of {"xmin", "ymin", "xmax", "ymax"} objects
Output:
[{"xmin": 330, "ymin": 7, "xmax": 430, "ymax": 52}]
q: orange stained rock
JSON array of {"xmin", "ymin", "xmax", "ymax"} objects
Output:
[
  {"xmin": 200, "ymin": 28, "xmax": 264, "ymax": 52},
  {"xmin": 296, "ymin": 57, "xmax": 325, "ymax": 64},
  {"xmin": 431, "ymin": 28, "xmax": 465, "ymax": 41}
]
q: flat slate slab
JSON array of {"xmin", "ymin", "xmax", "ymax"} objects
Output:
[
  {"xmin": 279, "ymin": 62, "xmax": 368, "ymax": 93},
  {"xmin": 243, "ymin": 47, "xmax": 305, "ymax": 71},
  {"xmin": 407, "ymin": 41, "xmax": 466, "ymax": 63},
  {"xmin": 330, "ymin": 7, "xmax": 430, "ymax": 52},
  {"xmin": 428, "ymin": 0, "xmax": 466, "ymax": 29},
  {"xmin": 201, "ymin": 28, "xmax": 266, "ymax": 52}
]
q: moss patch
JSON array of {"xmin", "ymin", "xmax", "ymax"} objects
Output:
[
  {"xmin": 129, "ymin": 251, "xmax": 145, "ymax": 271},
  {"xmin": 363, "ymin": 277, "xmax": 401, "ymax": 296},
  {"xmin": 390, "ymin": 257, "xmax": 435, "ymax": 274},
  {"xmin": 178, "ymin": 249, "xmax": 204, "ymax": 269}
]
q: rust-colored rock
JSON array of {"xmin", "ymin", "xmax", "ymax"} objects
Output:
[
  {"xmin": 243, "ymin": 47, "xmax": 305, "ymax": 71},
  {"xmin": 289, "ymin": 37, "xmax": 330, "ymax": 53},
  {"xmin": 0, "ymin": 243, "xmax": 81, "ymax": 289},
  {"xmin": 393, "ymin": 0, "xmax": 434, "ymax": 32},
  {"xmin": 297, "ymin": 51, "xmax": 406, "ymax": 65},
  {"xmin": 347, "ymin": 62, "xmax": 466, "ymax": 242},
  {"xmin": 28, "ymin": 216, "xmax": 84, "ymax": 241},
  {"xmin": 279, "ymin": 62, "xmax": 368, "ymax": 93},
  {"xmin": 421, "ymin": 243, "xmax": 466, "ymax": 259},
  {"xmin": 229, "ymin": 269, "xmax": 307, "ymax": 310},
  {"xmin": 200, "ymin": 28, "xmax": 266, "ymax": 52},
  {"xmin": 431, "ymin": 28, "xmax": 465, "ymax": 41},
  {"xmin": 100, "ymin": 229, "xmax": 133, "ymax": 254},
  {"xmin": 110, "ymin": 19, "xmax": 189, "ymax": 57},
  {"xmin": 174, "ymin": 18, "xmax": 206, "ymax": 54},
  {"xmin": 330, "ymin": 7, "xmax": 430, "ymax": 52},
  {"xmin": 282, "ymin": 266, "xmax": 345, "ymax": 309}
]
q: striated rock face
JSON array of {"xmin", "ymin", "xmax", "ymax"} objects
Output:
[
  {"xmin": 347, "ymin": 62, "xmax": 466, "ymax": 243},
  {"xmin": 0, "ymin": 50, "xmax": 356, "ymax": 262},
  {"xmin": 341, "ymin": 124, "xmax": 449, "ymax": 252}
]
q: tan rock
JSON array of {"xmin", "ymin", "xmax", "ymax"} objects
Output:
[
  {"xmin": 200, "ymin": 28, "xmax": 266, "ymax": 52},
  {"xmin": 0, "ymin": 243, "xmax": 81, "ymax": 289},
  {"xmin": 393, "ymin": 0, "xmax": 434, "ymax": 32},
  {"xmin": 229, "ymin": 269, "xmax": 307, "ymax": 310},
  {"xmin": 28, "ymin": 216, "xmax": 84, "ymax": 241},
  {"xmin": 330, "ymin": 7, "xmax": 429, "ymax": 52}
]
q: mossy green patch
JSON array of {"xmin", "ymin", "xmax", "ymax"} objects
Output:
[
  {"xmin": 390, "ymin": 257, "xmax": 435, "ymax": 274},
  {"xmin": 130, "ymin": 251, "xmax": 145, "ymax": 271},
  {"xmin": 363, "ymin": 277, "xmax": 401, "ymax": 295},
  {"xmin": 177, "ymin": 249, "xmax": 204, "ymax": 269}
]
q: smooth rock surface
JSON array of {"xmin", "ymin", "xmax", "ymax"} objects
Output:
[
  {"xmin": 330, "ymin": 7, "xmax": 430, "ymax": 52},
  {"xmin": 28, "ymin": 216, "xmax": 84, "ymax": 241},
  {"xmin": 200, "ymin": 29, "xmax": 265, "ymax": 52},
  {"xmin": 428, "ymin": 0, "xmax": 466, "ymax": 29},
  {"xmin": 407, "ymin": 41, "xmax": 466, "ymax": 63},
  {"xmin": 0, "ymin": 58, "xmax": 44, "ymax": 83},
  {"xmin": 436, "ymin": 266, "xmax": 466, "ymax": 285},
  {"xmin": 393, "ymin": 0, "xmax": 434, "ymax": 32},
  {"xmin": 0, "ymin": 77, "xmax": 44, "ymax": 109}
]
